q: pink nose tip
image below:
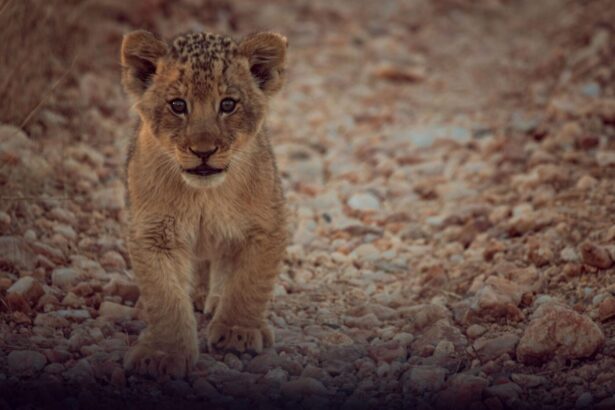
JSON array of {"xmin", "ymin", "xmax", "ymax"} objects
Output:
[{"xmin": 189, "ymin": 146, "xmax": 218, "ymax": 161}]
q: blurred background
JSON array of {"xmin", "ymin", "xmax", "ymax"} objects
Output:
[{"xmin": 1, "ymin": 0, "xmax": 615, "ymax": 408}]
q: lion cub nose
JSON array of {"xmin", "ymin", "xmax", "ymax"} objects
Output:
[{"xmin": 189, "ymin": 146, "xmax": 218, "ymax": 161}]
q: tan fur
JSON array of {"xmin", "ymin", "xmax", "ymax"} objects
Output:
[{"xmin": 120, "ymin": 30, "xmax": 288, "ymax": 378}]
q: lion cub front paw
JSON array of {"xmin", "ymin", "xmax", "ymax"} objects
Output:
[
  {"xmin": 207, "ymin": 320, "xmax": 274, "ymax": 354},
  {"xmin": 124, "ymin": 342, "xmax": 198, "ymax": 379}
]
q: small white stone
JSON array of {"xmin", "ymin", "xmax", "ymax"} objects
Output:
[
  {"xmin": 51, "ymin": 268, "xmax": 79, "ymax": 289},
  {"xmin": 99, "ymin": 301, "xmax": 135, "ymax": 321},
  {"xmin": 347, "ymin": 192, "xmax": 380, "ymax": 211}
]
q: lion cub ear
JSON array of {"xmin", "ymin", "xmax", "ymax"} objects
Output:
[
  {"xmin": 121, "ymin": 30, "xmax": 168, "ymax": 97},
  {"xmin": 239, "ymin": 32, "xmax": 288, "ymax": 95}
]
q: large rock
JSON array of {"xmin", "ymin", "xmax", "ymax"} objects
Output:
[{"xmin": 517, "ymin": 303, "xmax": 604, "ymax": 364}]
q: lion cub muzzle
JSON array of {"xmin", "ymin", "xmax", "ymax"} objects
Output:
[{"xmin": 183, "ymin": 146, "xmax": 226, "ymax": 177}]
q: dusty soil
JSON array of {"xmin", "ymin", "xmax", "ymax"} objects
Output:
[{"xmin": 1, "ymin": 0, "xmax": 615, "ymax": 409}]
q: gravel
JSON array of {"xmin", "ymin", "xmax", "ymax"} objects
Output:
[{"xmin": 1, "ymin": 0, "xmax": 614, "ymax": 408}]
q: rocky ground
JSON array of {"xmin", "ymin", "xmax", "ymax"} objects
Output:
[{"xmin": 1, "ymin": 0, "xmax": 615, "ymax": 408}]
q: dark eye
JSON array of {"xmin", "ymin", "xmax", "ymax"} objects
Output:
[
  {"xmin": 220, "ymin": 98, "xmax": 237, "ymax": 114},
  {"xmin": 170, "ymin": 99, "xmax": 187, "ymax": 114}
]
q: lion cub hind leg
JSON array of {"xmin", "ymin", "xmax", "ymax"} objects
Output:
[
  {"xmin": 192, "ymin": 260, "xmax": 210, "ymax": 312},
  {"xmin": 206, "ymin": 232, "xmax": 284, "ymax": 354}
]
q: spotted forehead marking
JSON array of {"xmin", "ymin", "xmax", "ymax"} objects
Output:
[{"xmin": 170, "ymin": 32, "xmax": 238, "ymax": 73}]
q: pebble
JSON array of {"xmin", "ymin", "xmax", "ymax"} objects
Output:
[
  {"xmin": 347, "ymin": 192, "xmax": 380, "ymax": 211},
  {"xmin": 223, "ymin": 353, "xmax": 244, "ymax": 371},
  {"xmin": 466, "ymin": 324, "xmax": 487, "ymax": 339},
  {"xmin": 576, "ymin": 175, "xmax": 598, "ymax": 190},
  {"xmin": 368, "ymin": 340, "xmax": 406, "ymax": 363},
  {"xmin": 7, "ymin": 350, "xmax": 47, "ymax": 375},
  {"xmin": 596, "ymin": 151, "xmax": 615, "ymax": 167},
  {"xmin": 517, "ymin": 303, "xmax": 605, "ymax": 364},
  {"xmin": 110, "ymin": 367, "xmax": 126, "ymax": 388},
  {"xmin": 411, "ymin": 319, "xmax": 467, "ymax": 356},
  {"xmin": 98, "ymin": 301, "xmax": 135, "ymax": 321},
  {"xmin": 0, "ymin": 236, "xmax": 36, "ymax": 271},
  {"xmin": 100, "ymin": 250, "xmax": 127, "ymax": 270},
  {"xmin": 7, "ymin": 276, "xmax": 45, "ymax": 304},
  {"xmin": 485, "ymin": 383, "xmax": 522, "ymax": 404},
  {"xmin": 469, "ymin": 276, "xmax": 524, "ymax": 321},
  {"xmin": 402, "ymin": 366, "xmax": 447, "ymax": 394},
  {"xmin": 275, "ymin": 143, "xmax": 325, "ymax": 185},
  {"xmin": 55, "ymin": 309, "xmax": 91, "ymax": 321},
  {"xmin": 246, "ymin": 351, "xmax": 302, "ymax": 376},
  {"xmin": 102, "ymin": 278, "xmax": 139, "ymax": 303},
  {"xmin": 61, "ymin": 292, "xmax": 84, "ymax": 308},
  {"xmin": 392, "ymin": 332, "xmax": 414, "ymax": 348},
  {"xmin": 345, "ymin": 313, "xmax": 380, "ymax": 329},
  {"xmin": 91, "ymin": 183, "xmax": 125, "ymax": 211},
  {"xmin": 579, "ymin": 242, "xmax": 613, "ymax": 269},
  {"xmin": 48, "ymin": 207, "xmax": 77, "ymax": 226},
  {"xmin": 0, "ymin": 211, "xmax": 11, "ymax": 230},
  {"xmin": 53, "ymin": 224, "xmax": 77, "ymax": 241},
  {"xmin": 596, "ymin": 397, "xmax": 615, "ymax": 410},
  {"xmin": 281, "ymin": 377, "xmax": 328, "ymax": 398},
  {"xmin": 193, "ymin": 377, "xmax": 218, "ymax": 397},
  {"xmin": 398, "ymin": 303, "xmax": 451, "ymax": 331},
  {"xmin": 598, "ymin": 296, "xmax": 615, "ymax": 321},
  {"xmin": 473, "ymin": 333, "xmax": 520, "ymax": 361},
  {"xmin": 63, "ymin": 359, "xmax": 94, "ymax": 384},
  {"xmin": 436, "ymin": 373, "xmax": 489, "ymax": 408},
  {"xmin": 163, "ymin": 380, "xmax": 192, "ymax": 396},
  {"xmin": 51, "ymin": 268, "xmax": 80, "ymax": 289},
  {"xmin": 575, "ymin": 392, "xmax": 593, "ymax": 408},
  {"xmin": 510, "ymin": 373, "xmax": 547, "ymax": 388},
  {"xmin": 560, "ymin": 246, "xmax": 581, "ymax": 262}
]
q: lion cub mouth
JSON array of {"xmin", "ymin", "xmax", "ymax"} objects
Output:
[{"xmin": 183, "ymin": 164, "xmax": 226, "ymax": 177}]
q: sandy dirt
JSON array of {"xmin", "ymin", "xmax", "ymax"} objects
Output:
[{"xmin": 1, "ymin": 0, "xmax": 615, "ymax": 408}]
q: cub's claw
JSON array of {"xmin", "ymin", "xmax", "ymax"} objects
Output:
[
  {"xmin": 124, "ymin": 342, "xmax": 198, "ymax": 379},
  {"xmin": 207, "ymin": 320, "xmax": 274, "ymax": 353}
]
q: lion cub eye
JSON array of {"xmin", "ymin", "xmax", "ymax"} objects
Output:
[
  {"xmin": 170, "ymin": 99, "xmax": 188, "ymax": 114},
  {"xmin": 219, "ymin": 98, "xmax": 237, "ymax": 114}
]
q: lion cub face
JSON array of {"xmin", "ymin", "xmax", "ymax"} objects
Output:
[{"xmin": 121, "ymin": 31, "xmax": 287, "ymax": 188}]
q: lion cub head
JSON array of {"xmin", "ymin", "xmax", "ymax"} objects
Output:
[{"xmin": 121, "ymin": 30, "xmax": 287, "ymax": 188}]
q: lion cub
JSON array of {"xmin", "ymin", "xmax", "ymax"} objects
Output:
[{"xmin": 120, "ymin": 30, "xmax": 288, "ymax": 378}]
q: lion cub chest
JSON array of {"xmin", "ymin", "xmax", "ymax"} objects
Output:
[{"xmin": 195, "ymin": 196, "xmax": 248, "ymax": 257}]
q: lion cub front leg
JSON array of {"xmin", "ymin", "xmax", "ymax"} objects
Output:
[
  {"xmin": 124, "ymin": 216, "xmax": 199, "ymax": 379},
  {"xmin": 207, "ymin": 233, "xmax": 284, "ymax": 354}
]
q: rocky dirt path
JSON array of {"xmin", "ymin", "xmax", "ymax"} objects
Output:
[{"xmin": 1, "ymin": 0, "xmax": 615, "ymax": 409}]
